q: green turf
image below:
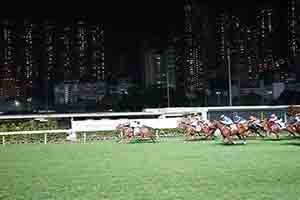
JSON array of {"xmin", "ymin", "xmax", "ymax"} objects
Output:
[{"xmin": 1, "ymin": 138, "xmax": 300, "ymax": 200}]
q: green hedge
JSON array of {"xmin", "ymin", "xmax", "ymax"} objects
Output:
[{"xmin": 0, "ymin": 119, "xmax": 59, "ymax": 132}]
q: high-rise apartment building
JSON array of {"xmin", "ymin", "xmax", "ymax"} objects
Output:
[
  {"xmin": 57, "ymin": 25, "xmax": 74, "ymax": 81},
  {"xmin": 89, "ymin": 24, "xmax": 105, "ymax": 81},
  {"xmin": 23, "ymin": 20, "xmax": 36, "ymax": 102},
  {"xmin": 42, "ymin": 20, "xmax": 56, "ymax": 108},
  {"xmin": 0, "ymin": 20, "xmax": 16, "ymax": 97},
  {"xmin": 0, "ymin": 19, "xmax": 105, "ymax": 111},
  {"xmin": 288, "ymin": 0, "xmax": 299, "ymax": 57},
  {"xmin": 143, "ymin": 39, "xmax": 176, "ymax": 90},
  {"xmin": 256, "ymin": 7, "xmax": 274, "ymax": 71},
  {"xmin": 74, "ymin": 21, "xmax": 88, "ymax": 81},
  {"xmin": 245, "ymin": 26, "xmax": 260, "ymax": 81},
  {"xmin": 176, "ymin": 0, "xmax": 207, "ymax": 94},
  {"xmin": 216, "ymin": 10, "xmax": 228, "ymax": 71}
]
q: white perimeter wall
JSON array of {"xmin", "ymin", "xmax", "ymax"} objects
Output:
[{"xmin": 71, "ymin": 118, "xmax": 182, "ymax": 132}]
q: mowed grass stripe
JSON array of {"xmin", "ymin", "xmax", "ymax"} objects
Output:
[{"xmin": 0, "ymin": 138, "xmax": 300, "ymax": 200}]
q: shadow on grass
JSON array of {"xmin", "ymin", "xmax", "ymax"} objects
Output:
[
  {"xmin": 262, "ymin": 136, "xmax": 300, "ymax": 141},
  {"xmin": 215, "ymin": 142, "xmax": 247, "ymax": 146},
  {"xmin": 127, "ymin": 139, "xmax": 158, "ymax": 144},
  {"xmin": 244, "ymin": 136, "xmax": 266, "ymax": 140},
  {"xmin": 280, "ymin": 141, "xmax": 300, "ymax": 146},
  {"xmin": 182, "ymin": 137, "xmax": 216, "ymax": 142}
]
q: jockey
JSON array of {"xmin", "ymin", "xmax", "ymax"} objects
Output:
[
  {"xmin": 130, "ymin": 121, "xmax": 142, "ymax": 136},
  {"xmin": 194, "ymin": 113, "xmax": 202, "ymax": 121},
  {"xmin": 220, "ymin": 114, "xmax": 233, "ymax": 126},
  {"xmin": 268, "ymin": 113, "xmax": 278, "ymax": 123},
  {"xmin": 191, "ymin": 119, "xmax": 198, "ymax": 128},
  {"xmin": 232, "ymin": 113, "xmax": 247, "ymax": 124},
  {"xmin": 295, "ymin": 113, "xmax": 300, "ymax": 122},
  {"xmin": 268, "ymin": 113, "xmax": 283, "ymax": 128},
  {"xmin": 248, "ymin": 115, "xmax": 262, "ymax": 129},
  {"xmin": 220, "ymin": 114, "xmax": 237, "ymax": 131},
  {"xmin": 187, "ymin": 113, "xmax": 193, "ymax": 122},
  {"xmin": 123, "ymin": 121, "xmax": 130, "ymax": 127},
  {"xmin": 293, "ymin": 113, "xmax": 300, "ymax": 125},
  {"xmin": 190, "ymin": 114, "xmax": 202, "ymax": 132}
]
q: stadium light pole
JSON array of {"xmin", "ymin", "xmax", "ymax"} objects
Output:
[
  {"xmin": 226, "ymin": 42, "xmax": 233, "ymax": 106},
  {"xmin": 166, "ymin": 67, "xmax": 170, "ymax": 107}
]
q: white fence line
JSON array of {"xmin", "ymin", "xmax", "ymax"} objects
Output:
[
  {"xmin": 71, "ymin": 118, "xmax": 181, "ymax": 132},
  {"xmin": 1, "ymin": 105, "xmax": 299, "ymax": 146},
  {"xmin": 0, "ymin": 129, "xmax": 103, "ymax": 146},
  {"xmin": 0, "ymin": 129, "xmax": 69, "ymax": 136},
  {"xmin": 0, "ymin": 129, "xmax": 70, "ymax": 146}
]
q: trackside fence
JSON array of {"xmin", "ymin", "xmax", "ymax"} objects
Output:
[{"xmin": 0, "ymin": 105, "xmax": 299, "ymax": 145}]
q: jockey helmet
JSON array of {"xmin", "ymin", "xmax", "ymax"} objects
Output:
[
  {"xmin": 270, "ymin": 114, "xmax": 276, "ymax": 118},
  {"xmin": 220, "ymin": 114, "xmax": 225, "ymax": 118},
  {"xmin": 296, "ymin": 113, "xmax": 300, "ymax": 116}
]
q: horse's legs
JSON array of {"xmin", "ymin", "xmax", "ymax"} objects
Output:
[
  {"xmin": 236, "ymin": 134, "xmax": 243, "ymax": 140},
  {"xmin": 254, "ymin": 129, "xmax": 265, "ymax": 138},
  {"xmin": 223, "ymin": 132, "xmax": 234, "ymax": 144},
  {"xmin": 271, "ymin": 131, "xmax": 279, "ymax": 139},
  {"xmin": 287, "ymin": 127, "xmax": 296, "ymax": 137},
  {"xmin": 227, "ymin": 135, "xmax": 234, "ymax": 144},
  {"xmin": 191, "ymin": 131, "xmax": 196, "ymax": 140},
  {"xmin": 296, "ymin": 128, "xmax": 300, "ymax": 136},
  {"xmin": 205, "ymin": 130, "xmax": 213, "ymax": 140},
  {"xmin": 117, "ymin": 130, "xmax": 124, "ymax": 143},
  {"xmin": 276, "ymin": 132, "xmax": 280, "ymax": 139},
  {"xmin": 148, "ymin": 131, "xmax": 157, "ymax": 143},
  {"xmin": 183, "ymin": 129, "xmax": 188, "ymax": 139}
]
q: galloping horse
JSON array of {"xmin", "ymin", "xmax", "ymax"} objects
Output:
[
  {"xmin": 115, "ymin": 124, "xmax": 134, "ymax": 142},
  {"xmin": 197, "ymin": 120, "xmax": 217, "ymax": 139},
  {"xmin": 116, "ymin": 123, "xmax": 158, "ymax": 143},
  {"xmin": 136, "ymin": 125, "xmax": 158, "ymax": 143},
  {"xmin": 285, "ymin": 121, "xmax": 300, "ymax": 136},
  {"xmin": 211, "ymin": 120, "xmax": 247, "ymax": 144},
  {"xmin": 293, "ymin": 123, "xmax": 300, "ymax": 135},
  {"xmin": 246, "ymin": 120, "xmax": 266, "ymax": 138},
  {"xmin": 177, "ymin": 121, "xmax": 198, "ymax": 140},
  {"xmin": 261, "ymin": 119, "xmax": 281, "ymax": 139},
  {"xmin": 234, "ymin": 123, "xmax": 249, "ymax": 138}
]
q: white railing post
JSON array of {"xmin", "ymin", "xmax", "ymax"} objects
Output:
[
  {"xmin": 83, "ymin": 133, "xmax": 87, "ymax": 144},
  {"xmin": 44, "ymin": 133, "xmax": 47, "ymax": 144},
  {"xmin": 2, "ymin": 136, "xmax": 5, "ymax": 146},
  {"xmin": 284, "ymin": 112, "xmax": 287, "ymax": 123}
]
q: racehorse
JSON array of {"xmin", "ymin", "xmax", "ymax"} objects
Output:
[
  {"xmin": 234, "ymin": 123, "xmax": 249, "ymax": 138},
  {"xmin": 115, "ymin": 124, "xmax": 158, "ymax": 143},
  {"xmin": 115, "ymin": 124, "xmax": 134, "ymax": 143},
  {"xmin": 211, "ymin": 120, "xmax": 247, "ymax": 144},
  {"xmin": 261, "ymin": 119, "xmax": 281, "ymax": 139},
  {"xmin": 177, "ymin": 121, "xmax": 199, "ymax": 140},
  {"xmin": 136, "ymin": 125, "xmax": 158, "ymax": 143},
  {"xmin": 285, "ymin": 121, "xmax": 300, "ymax": 136},
  {"xmin": 293, "ymin": 123, "xmax": 300, "ymax": 135},
  {"xmin": 246, "ymin": 120, "xmax": 266, "ymax": 138},
  {"xmin": 197, "ymin": 120, "xmax": 217, "ymax": 139}
]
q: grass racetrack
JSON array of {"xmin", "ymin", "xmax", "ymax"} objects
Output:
[{"xmin": 1, "ymin": 138, "xmax": 300, "ymax": 200}]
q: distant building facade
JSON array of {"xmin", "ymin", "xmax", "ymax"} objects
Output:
[{"xmin": 54, "ymin": 81, "xmax": 106, "ymax": 105}]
